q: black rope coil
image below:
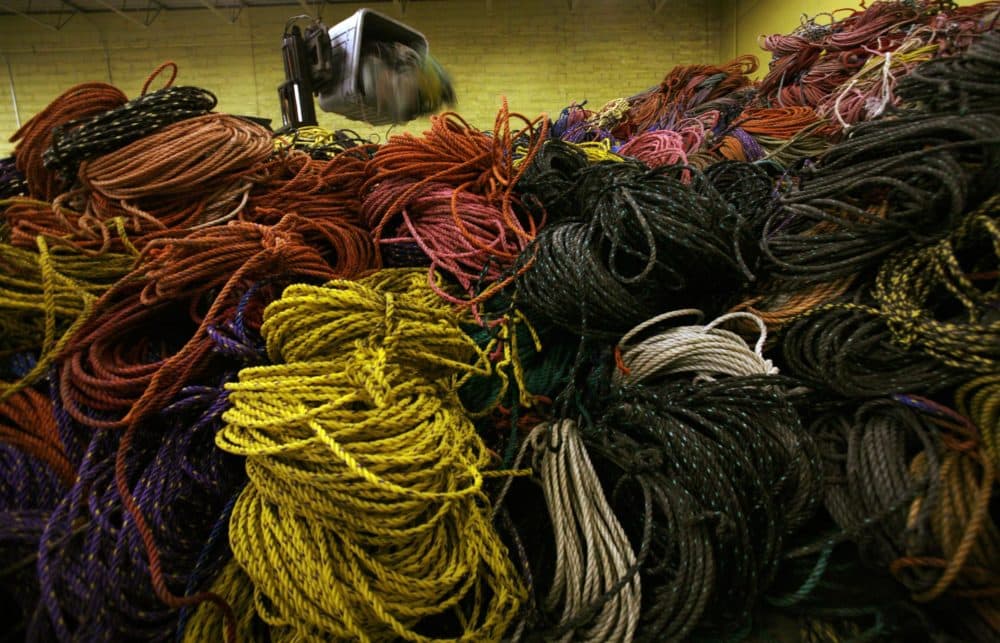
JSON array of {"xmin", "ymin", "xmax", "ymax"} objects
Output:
[
  {"xmin": 809, "ymin": 398, "xmax": 943, "ymax": 569},
  {"xmin": 514, "ymin": 161, "xmax": 743, "ymax": 337},
  {"xmin": 761, "ymin": 113, "xmax": 1000, "ymax": 282},
  {"xmin": 780, "ymin": 304, "xmax": 965, "ymax": 397},
  {"xmin": 704, "ymin": 160, "xmax": 779, "ymax": 279},
  {"xmin": 585, "ymin": 375, "xmax": 820, "ymax": 640},
  {"xmin": 515, "ymin": 138, "xmax": 590, "ymax": 224},
  {"xmin": 44, "ymin": 85, "xmax": 218, "ymax": 179}
]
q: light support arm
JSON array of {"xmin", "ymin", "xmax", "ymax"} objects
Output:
[{"xmin": 92, "ymin": 0, "xmax": 148, "ymax": 27}]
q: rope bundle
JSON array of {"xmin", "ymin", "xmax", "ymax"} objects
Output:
[
  {"xmin": 613, "ymin": 309, "xmax": 776, "ymax": 384},
  {"xmin": 810, "ymin": 399, "xmax": 943, "ymax": 567},
  {"xmin": 616, "ymin": 127, "xmax": 700, "ymax": 168},
  {"xmin": 78, "ymin": 113, "xmax": 272, "ymax": 238},
  {"xmin": 273, "ymin": 125, "xmax": 373, "ymax": 159},
  {"xmin": 958, "ymin": 375, "xmax": 999, "ymax": 468},
  {"xmin": 0, "ymin": 196, "xmax": 134, "ymax": 254},
  {"xmin": 781, "ymin": 304, "xmax": 965, "ymax": 397},
  {"xmin": 0, "ymin": 389, "xmax": 74, "ymax": 488},
  {"xmin": 57, "ymin": 215, "xmax": 349, "ymax": 432},
  {"xmin": 515, "ymin": 162, "xmax": 741, "ymax": 336},
  {"xmin": 758, "ymin": 1, "xmax": 940, "ymax": 108},
  {"xmin": 590, "ymin": 374, "xmax": 818, "ymax": 641},
  {"xmin": 363, "ymin": 105, "xmax": 547, "ymax": 303},
  {"xmin": 218, "ymin": 269, "xmax": 525, "ymax": 641},
  {"xmin": 4, "ymin": 113, "xmax": 276, "ymax": 257},
  {"xmin": 32, "ymin": 398, "xmax": 244, "ymax": 641},
  {"xmin": 514, "ymin": 138, "xmax": 591, "ymax": 222},
  {"xmin": 506, "ymin": 419, "xmax": 641, "ymax": 643},
  {"xmin": 817, "ymin": 37, "xmax": 939, "ymax": 129},
  {"xmin": 45, "ymin": 216, "xmax": 371, "ymax": 640},
  {"xmin": 44, "ymin": 84, "xmax": 218, "ymax": 180},
  {"xmin": 242, "ymin": 148, "xmax": 378, "ymax": 274},
  {"xmin": 617, "ymin": 55, "xmax": 757, "ymax": 137},
  {"xmin": 897, "ymin": 29, "xmax": 1000, "ymax": 114},
  {"xmin": 0, "ymin": 238, "xmax": 134, "ymax": 398},
  {"xmin": 888, "ymin": 395, "xmax": 999, "ymax": 633},
  {"xmin": 363, "ymin": 176, "xmax": 526, "ymax": 300},
  {"xmin": 0, "ymin": 156, "xmax": 27, "ymax": 197},
  {"xmin": 486, "ymin": 309, "xmax": 820, "ymax": 641},
  {"xmin": 245, "ymin": 147, "xmax": 373, "ymax": 225},
  {"xmin": 762, "ymin": 113, "xmax": 1000, "ymax": 282},
  {"xmin": 0, "ymin": 389, "xmax": 72, "ymax": 637},
  {"xmin": 718, "ymin": 106, "xmax": 830, "ymax": 165},
  {"xmin": 8, "ymin": 82, "xmax": 128, "ymax": 200},
  {"xmin": 31, "ymin": 287, "xmax": 265, "ymax": 642},
  {"xmin": 872, "ymin": 194, "xmax": 1000, "ymax": 373}
]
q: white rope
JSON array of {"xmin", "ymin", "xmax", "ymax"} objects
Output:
[
  {"xmin": 615, "ymin": 309, "xmax": 777, "ymax": 385},
  {"xmin": 500, "ymin": 421, "xmax": 641, "ymax": 643},
  {"xmin": 533, "ymin": 420, "xmax": 641, "ymax": 643}
]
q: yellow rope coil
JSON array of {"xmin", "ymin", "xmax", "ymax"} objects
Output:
[
  {"xmin": 874, "ymin": 196, "xmax": 1000, "ymax": 373},
  {"xmin": 512, "ymin": 138, "xmax": 621, "ymax": 169},
  {"xmin": 0, "ymin": 237, "xmax": 133, "ymax": 399},
  {"xmin": 957, "ymin": 375, "xmax": 999, "ymax": 469},
  {"xmin": 218, "ymin": 269, "xmax": 525, "ymax": 642},
  {"xmin": 273, "ymin": 126, "xmax": 341, "ymax": 152},
  {"xmin": 574, "ymin": 139, "xmax": 624, "ymax": 163}
]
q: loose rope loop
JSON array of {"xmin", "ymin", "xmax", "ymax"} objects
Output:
[
  {"xmin": 141, "ymin": 60, "xmax": 179, "ymax": 96},
  {"xmin": 613, "ymin": 309, "xmax": 777, "ymax": 385}
]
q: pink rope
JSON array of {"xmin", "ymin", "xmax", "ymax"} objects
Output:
[
  {"xmin": 618, "ymin": 127, "xmax": 704, "ymax": 169},
  {"xmin": 363, "ymin": 177, "xmax": 529, "ymax": 303}
]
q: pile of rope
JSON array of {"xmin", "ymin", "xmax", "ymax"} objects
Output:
[
  {"xmin": 1, "ymin": 2, "xmax": 998, "ymax": 641},
  {"xmin": 550, "ymin": 1, "xmax": 998, "ymax": 170}
]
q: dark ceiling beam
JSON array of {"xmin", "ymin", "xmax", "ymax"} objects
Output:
[
  {"xmin": 143, "ymin": 0, "xmax": 163, "ymax": 25},
  {"xmin": 197, "ymin": 0, "xmax": 236, "ymax": 24},
  {"xmin": 92, "ymin": 0, "xmax": 148, "ymax": 25},
  {"xmin": 0, "ymin": 0, "xmax": 64, "ymax": 29}
]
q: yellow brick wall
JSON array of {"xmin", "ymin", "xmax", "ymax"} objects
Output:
[{"xmin": 0, "ymin": 0, "xmax": 724, "ymax": 157}]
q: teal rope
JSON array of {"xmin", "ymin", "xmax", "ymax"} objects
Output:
[{"xmin": 767, "ymin": 545, "xmax": 834, "ymax": 608}]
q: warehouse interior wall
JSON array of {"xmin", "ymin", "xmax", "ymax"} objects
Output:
[
  {"xmin": 721, "ymin": 0, "xmax": 985, "ymax": 76},
  {"xmin": 0, "ymin": 0, "xmax": 724, "ymax": 156}
]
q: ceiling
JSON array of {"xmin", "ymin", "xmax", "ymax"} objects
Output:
[
  {"xmin": 0, "ymin": 0, "xmax": 389, "ymax": 11},
  {"xmin": 0, "ymin": 1, "xmax": 657, "ymax": 29},
  {"xmin": 0, "ymin": 0, "xmax": 410, "ymax": 29}
]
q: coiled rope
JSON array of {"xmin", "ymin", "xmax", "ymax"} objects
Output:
[
  {"xmin": 500, "ymin": 419, "xmax": 641, "ymax": 643},
  {"xmin": 8, "ymin": 83, "xmax": 127, "ymax": 200},
  {"xmin": 0, "ymin": 237, "xmax": 133, "ymax": 399},
  {"xmin": 45, "ymin": 84, "xmax": 217, "ymax": 180},
  {"xmin": 218, "ymin": 269, "xmax": 526, "ymax": 641},
  {"xmin": 515, "ymin": 162, "xmax": 741, "ymax": 337}
]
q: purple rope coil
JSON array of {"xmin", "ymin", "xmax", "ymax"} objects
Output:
[
  {"xmin": 0, "ymin": 442, "xmax": 69, "ymax": 639},
  {"xmin": 0, "ymin": 155, "xmax": 27, "ymax": 198},
  {"xmin": 28, "ymin": 286, "xmax": 269, "ymax": 641},
  {"xmin": 732, "ymin": 128, "xmax": 766, "ymax": 161}
]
